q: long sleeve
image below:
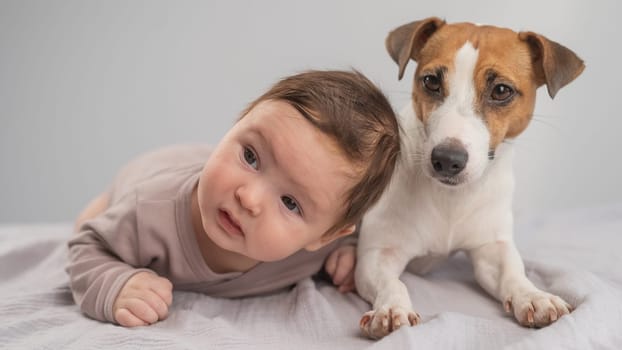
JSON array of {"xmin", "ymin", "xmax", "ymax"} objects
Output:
[{"xmin": 67, "ymin": 194, "xmax": 153, "ymax": 324}]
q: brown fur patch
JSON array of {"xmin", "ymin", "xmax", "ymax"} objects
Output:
[{"xmin": 410, "ymin": 23, "xmax": 540, "ymax": 148}]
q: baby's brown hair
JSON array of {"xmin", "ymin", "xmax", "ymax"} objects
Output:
[{"xmin": 241, "ymin": 70, "xmax": 400, "ymax": 236}]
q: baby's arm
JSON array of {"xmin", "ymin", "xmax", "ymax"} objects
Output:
[
  {"xmin": 73, "ymin": 192, "xmax": 110, "ymax": 232},
  {"xmin": 324, "ymin": 244, "xmax": 357, "ymax": 293},
  {"xmin": 68, "ymin": 200, "xmax": 172, "ymax": 326}
]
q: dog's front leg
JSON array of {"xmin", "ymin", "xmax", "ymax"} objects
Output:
[
  {"xmin": 355, "ymin": 246, "xmax": 420, "ymax": 339},
  {"xmin": 468, "ymin": 240, "xmax": 572, "ymax": 327}
]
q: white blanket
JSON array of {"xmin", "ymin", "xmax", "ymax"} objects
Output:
[{"xmin": 1, "ymin": 204, "xmax": 621, "ymax": 349}]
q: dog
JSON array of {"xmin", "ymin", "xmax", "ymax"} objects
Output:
[{"xmin": 355, "ymin": 17, "xmax": 585, "ymax": 339}]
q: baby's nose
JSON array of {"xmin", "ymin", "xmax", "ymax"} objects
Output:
[{"xmin": 235, "ymin": 184, "xmax": 263, "ymax": 216}]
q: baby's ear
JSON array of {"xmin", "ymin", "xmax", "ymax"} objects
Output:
[{"xmin": 304, "ymin": 224, "xmax": 356, "ymax": 252}]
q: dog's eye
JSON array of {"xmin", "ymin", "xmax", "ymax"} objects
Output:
[
  {"xmin": 491, "ymin": 84, "xmax": 514, "ymax": 101},
  {"xmin": 423, "ymin": 75, "xmax": 442, "ymax": 93}
]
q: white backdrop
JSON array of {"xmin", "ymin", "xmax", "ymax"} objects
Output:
[{"xmin": 1, "ymin": 0, "xmax": 620, "ymax": 222}]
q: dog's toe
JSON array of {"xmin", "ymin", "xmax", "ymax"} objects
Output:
[{"xmin": 360, "ymin": 306, "xmax": 420, "ymax": 339}]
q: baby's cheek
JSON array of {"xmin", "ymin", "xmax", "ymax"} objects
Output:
[{"xmin": 249, "ymin": 233, "xmax": 298, "ymax": 262}]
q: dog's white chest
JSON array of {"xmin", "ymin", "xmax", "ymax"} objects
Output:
[{"xmin": 362, "ymin": 107, "xmax": 516, "ymax": 259}]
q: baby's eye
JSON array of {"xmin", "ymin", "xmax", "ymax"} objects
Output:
[
  {"xmin": 243, "ymin": 147, "xmax": 258, "ymax": 169},
  {"xmin": 281, "ymin": 196, "xmax": 301, "ymax": 215}
]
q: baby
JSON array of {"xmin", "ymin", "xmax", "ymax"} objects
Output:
[{"xmin": 67, "ymin": 70, "xmax": 400, "ymax": 327}]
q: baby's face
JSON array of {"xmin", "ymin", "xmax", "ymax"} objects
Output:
[{"xmin": 196, "ymin": 100, "xmax": 357, "ymax": 262}]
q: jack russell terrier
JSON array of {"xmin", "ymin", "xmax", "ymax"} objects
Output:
[{"xmin": 355, "ymin": 17, "xmax": 585, "ymax": 339}]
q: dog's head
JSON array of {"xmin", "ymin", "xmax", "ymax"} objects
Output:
[{"xmin": 387, "ymin": 18, "xmax": 585, "ymax": 187}]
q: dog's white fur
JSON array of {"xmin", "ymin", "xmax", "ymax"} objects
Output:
[{"xmin": 356, "ymin": 19, "xmax": 584, "ymax": 339}]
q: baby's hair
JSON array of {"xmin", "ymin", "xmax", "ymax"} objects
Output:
[{"xmin": 241, "ymin": 70, "xmax": 400, "ymax": 235}]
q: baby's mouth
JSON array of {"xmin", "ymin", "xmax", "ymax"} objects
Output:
[{"xmin": 218, "ymin": 209, "xmax": 244, "ymax": 237}]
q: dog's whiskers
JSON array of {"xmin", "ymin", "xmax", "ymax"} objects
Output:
[
  {"xmin": 402, "ymin": 150, "xmax": 426, "ymax": 163},
  {"xmin": 531, "ymin": 113, "xmax": 561, "ymax": 119},
  {"xmin": 530, "ymin": 116, "xmax": 561, "ymax": 131}
]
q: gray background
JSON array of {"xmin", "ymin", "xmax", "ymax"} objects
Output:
[{"xmin": 1, "ymin": 0, "xmax": 620, "ymax": 223}]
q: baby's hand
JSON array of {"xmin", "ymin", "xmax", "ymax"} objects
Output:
[
  {"xmin": 113, "ymin": 271, "xmax": 173, "ymax": 327},
  {"xmin": 324, "ymin": 244, "xmax": 357, "ymax": 293}
]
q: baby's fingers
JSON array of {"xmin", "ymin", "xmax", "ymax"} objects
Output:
[
  {"xmin": 115, "ymin": 307, "xmax": 148, "ymax": 327},
  {"xmin": 338, "ymin": 282, "xmax": 355, "ymax": 293},
  {"xmin": 324, "ymin": 251, "xmax": 339, "ymax": 278},
  {"xmin": 142, "ymin": 289, "xmax": 170, "ymax": 320},
  {"xmin": 332, "ymin": 252, "xmax": 356, "ymax": 285},
  {"xmin": 151, "ymin": 277, "xmax": 174, "ymax": 307},
  {"xmin": 124, "ymin": 297, "xmax": 159, "ymax": 325},
  {"xmin": 338, "ymin": 272, "xmax": 356, "ymax": 293}
]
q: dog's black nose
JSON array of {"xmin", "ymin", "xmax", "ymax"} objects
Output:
[{"xmin": 431, "ymin": 144, "xmax": 468, "ymax": 177}]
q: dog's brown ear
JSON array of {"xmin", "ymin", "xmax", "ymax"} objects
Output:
[
  {"xmin": 519, "ymin": 31, "xmax": 585, "ymax": 98},
  {"xmin": 386, "ymin": 17, "xmax": 445, "ymax": 80}
]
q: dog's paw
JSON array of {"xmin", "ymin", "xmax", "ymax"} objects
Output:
[
  {"xmin": 504, "ymin": 291, "xmax": 572, "ymax": 328},
  {"xmin": 359, "ymin": 305, "xmax": 420, "ymax": 339}
]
